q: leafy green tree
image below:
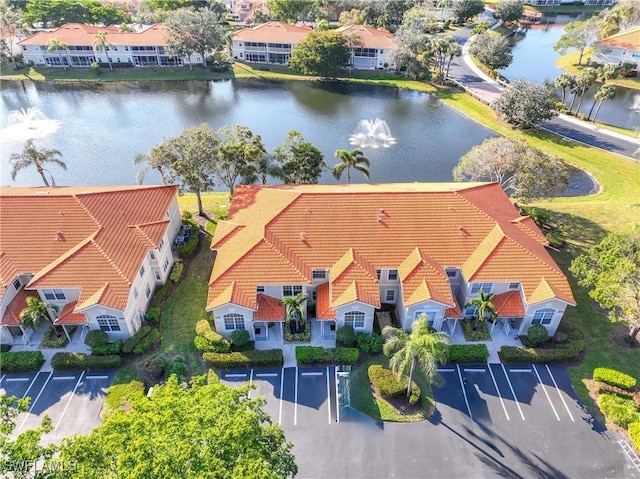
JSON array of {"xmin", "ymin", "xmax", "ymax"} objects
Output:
[
  {"xmin": 214, "ymin": 124, "xmax": 266, "ymax": 192},
  {"xmin": 20, "ymin": 296, "xmax": 59, "ymax": 334},
  {"xmin": 339, "ymin": 8, "xmax": 365, "ymax": 26},
  {"xmin": 493, "ymin": 78, "xmax": 558, "ymax": 128},
  {"xmin": 274, "ymin": 130, "xmax": 326, "ymax": 184},
  {"xmin": 553, "ymin": 18, "xmax": 599, "ymax": 66},
  {"xmin": 589, "ymin": 83, "xmax": 617, "ymax": 122},
  {"xmin": 357, "ymin": 0, "xmax": 420, "ymax": 28},
  {"xmin": 10, "ymin": 140, "xmax": 66, "ymax": 187},
  {"xmin": 382, "ymin": 315, "xmax": 451, "ymax": 399},
  {"xmin": 280, "ymin": 293, "xmax": 309, "ymax": 331},
  {"xmin": 268, "ymin": 0, "xmax": 314, "ymax": 23},
  {"xmin": 597, "ymin": 63, "xmax": 619, "ymax": 83},
  {"xmin": 161, "ymin": 124, "xmax": 219, "ymax": 216},
  {"xmin": 46, "ymin": 37, "xmax": 70, "ymax": 71},
  {"xmin": 569, "ymin": 67, "xmax": 598, "ymax": 114},
  {"xmin": 391, "ymin": 20, "xmax": 432, "ymax": 79},
  {"xmin": 55, "ymin": 374, "xmax": 298, "ymax": 478},
  {"xmin": 570, "ymin": 226, "xmax": 640, "ymax": 345},
  {"xmin": 598, "ymin": 0, "xmax": 640, "ymax": 37},
  {"xmin": 245, "ymin": 154, "xmax": 283, "ymax": 185},
  {"xmin": 165, "ymin": 7, "xmax": 227, "ymax": 67},
  {"xmin": 464, "ymin": 291, "xmax": 497, "ymax": 330},
  {"xmin": 453, "ymin": 137, "xmax": 571, "ymax": 202},
  {"xmin": 23, "ymin": 0, "xmax": 129, "ymax": 28},
  {"xmin": 92, "ymin": 30, "xmax": 113, "ymax": 71},
  {"xmin": 452, "ymin": 0, "xmax": 485, "ymax": 24},
  {"xmin": 288, "ymin": 30, "xmax": 349, "ymax": 77},
  {"xmin": 469, "ymin": 32, "xmax": 512, "ymax": 71},
  {"xmin": 133, "ymin": 147, "xmax": 172, "ymax": 185},
  {"xmin": 555, "ymin": 73, "xmax": 577, "ymax": 106},
  {"xmin": 0, "ymin": 3, "xmax": 25, "ymax": 70},
  {"xmin": 332, "ymin": 148, "xmax": 370, "ymax": 183},
  {"xmin": 493, "ymin": 0, "xmax": 524, "ymax": 25}
]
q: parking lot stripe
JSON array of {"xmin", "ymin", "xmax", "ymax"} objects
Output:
[
  {"xmin": 5, "ymin": 377, "xmax": 30, "ymax": 382},
  {"xmin": 545, "ymin": 364, "xmax": 575, "ymax": 422},
  {"xmin": 85, "ymin": 375, "xmax": 109, "ymax": 380},
  {"xmin": 256, "ymin": 373, "xmax": 278, "ymax": 377},
  {"xmin": 464, "ymin": 368, "xmax": 486, "ymax": 373},
  {"xmin": 300, "ymin": 371, "xmax": 323, "ymax": 376},
  {"xmin": 278, "ymin": 368, "xmax": 284, "ymax": 426},
  {"xmin": 52, "ymin": 376, "xmax": 76, "ymax": 380},
  {"xmin": 0, "ymin": 374, "xmax": 5, "ymax": 385},
  {"xmin": 532, "ymin": 365, "xmax": 560, "ymax": 421},
  {"xmin": 55, "ymin": 371, "xmax": 85, "ymax": 430},
  {"xmin": 501, "ymin": 364, "xmax": 525, "ymax": 421},
  {"xmin": 294, "ymin": 367, "xmax": 298, "ymax": 426},
  {"xmin": 510, "ymin": 369, "xmax": 531, "ymax": 373},
  {"xmin": 456, "ymin": 364, "xmax": 473, "ymax": 420},
  {"xmin": 488, "ymin": 365, "xmax": 510, "ymax": 421},
  {"xmin": 248, "ymin": 369, "xmax": 254, "ymax": 399},
  {"xmin": 439, "ymin": 368, "xmax": 455, "ymax": 372},
  {"xmin": 326, "ymin": 367, "xmax": 331, "ymax": 425},
  {"xmin": 19, "ymin": 371, "xmax": 52, "ymax": 432},
  {"xmin": 225, "ymin": 373, "xmax": 247, "ymax": 378},
  {"xmin": 22, "ymin": 374, "xmax": 40, "ymax": 400},
  {"xmin": 335, "ymin": 367, "xmax": 340, "ymax": 424}
]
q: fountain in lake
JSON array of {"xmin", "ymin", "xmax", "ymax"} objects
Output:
[
  {"xmin": 348, "ymin": 118, "xmax": 396, "ymax": 148},
  {"xmin": 1, "ymin": 107, "xmax": 61, "ymax": 143},
  {"xmin": 632, "ymin": 94, "xmax": 640, "ymax": 113}
]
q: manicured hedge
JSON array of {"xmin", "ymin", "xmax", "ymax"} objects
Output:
[
  {"xmin": 593, "ymin": 367, "xmax": 637, "ymax": 391},
  {"xmin": 177, "ymin": 220, "xmax": 200, "ymax": 259},
  {"xmin": 295, "ymin": 346, "xmax": 359, "ymax": 365},
  {"xmin": 194, "ymin": 335, "xmax": 231, "ymax": 353},
  {"xmin": 336, "ymin": 326, "xmax": 355, "ymax": 347},
  {"xmin": 51, "ymin": 353, "xmax": 122, "ymax": 371},
  {"xmin": 629, "ymin": 422, "xmax": 640, "ymax": 453},
  {"xmin": 0, "ymin": 351, "xmax": 44, "ymax": 372},
  {"xmin": 92, "ymin": 340, "xmax": 123, "ymax": 356},
  {"xmin": 195, "ymin": 320, "xmax": 222, "ymax": 342},
  {"xmin": 355, "ymin": 333, "xmax": 384, "ymax": 354},
  {"xmin": 169, "ymin": 262, "xmax": 184, "ymax": 283},
  {"xmin": 499, "ymin": 345, "xmax": 581, "ymax": 363},
  {"xmin": 84, "ymin": 330, "xmax": 109, "ymax": 348},
  {"xmin": 448, "ymin": 344, "xmax": 489, "ymax": 363},
  {"xmin": 146, "ymin": 306, "xmax": 161, "ymax": 324},
  {"xmin": 597, "ymin": 393, "xmax": 640, "ymax": 429},
  {"xmin": 122, "ymin": 325, "xmax": 159, "ymax": 355},
  {"xmin": 368, "ymin": 364, "xmax": 420, "ymax": 405},
  {"xmin": 203, "ymin": 349, "xmax": 283, "ymax": 368}
]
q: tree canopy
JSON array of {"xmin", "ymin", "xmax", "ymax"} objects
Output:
[
  {"xmin": 493, "ymin": 0, "xmax": 524, "ymax": 25},
  {"xmin": 492, "ymin": 78, "xmax": 558, "ymax": 128},
  {"xmin": 452, "ymin": 0, "xmax": 485, "ymax": 24},
  {"xmin": 288, "ymin": 30, "xmax": 349, "ymax": 77},
  {"xmin": 0, "ymin": 2, "xmax": 24, "ymax": 69},
  {"xmin": 570, "ymin": 226, "xmax": 640, "ymax": 345},
  {"xmin": 10, "ymin": 140, "xmax": 66, "ymax": 187},
  {"xmin": 553, "ymin": 18, "xmax": 599, "ymax": 66},
  {"xmin": 23, "ymin": 0, "xmax": 129, "ymax": 28},
  {"xmin": 214, "ymin": 124, "xmax": 266, "ymax": 192},
  {"xmin": 469, "ymin": 32, "xmax": 512, "ymax": 71},
  {"xmin": 453, "ymin": 137, "xmax": 571, "ymax": 202},
  {"xmin": 274, "ymin": 130, "xmax": 326, "ymax": 184},
  {"xmin": 267, "ymin": 0, "xmax": 313, "ymax": 23},
  {"xmin": 55, "ymin": 374, "xmax": 298, "ymax": 478}
]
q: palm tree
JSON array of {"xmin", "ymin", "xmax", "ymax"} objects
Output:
[
  {"xmin": 93, "ymin": 30, "xmax": 113, "ymax": 71},
  {"xmin": 333, "ymin": 148, "xmax": 370, "ymax": 184},
  {"xmin": 280, "ymin": 293, "xmax": 309, "ymax": 332},
  {"xmin": 20, "ymin": 296, "xmax": 59, "ymax": 333},
  {"xmin": 589, "ymin": 84, "xmax": 617, "ymax": 122},
  {"xmin": 570, "ymin": 68, "xmax": 597, "ymax": 114},
  {"xmin": 382, "ymin": 315, "xmax": 452, "ymax": 400},
  {"xmin": 555, "ymin": 73, "xmax": 576, "ymax": 106},
  {"xmin": 243, "ymin": 153, "xmax": 283, "ymax": 185},
  {"xmin": 134, "ymin": 147, "xmax": 171, "ymax": 185},
  {"xmin": 10, "ymin": 140, "xmax": 66, "ymax": 186},
  {"xmin": 46, "ymin": 37, "xmax": 70, "ymax": 71},
  {"xmin": 464, "ymin": 290, "xmax": 497, "ymax": 330},
  {"xmin": 343, "ymin": 31, "xmax": 362, "ymax": 74}
]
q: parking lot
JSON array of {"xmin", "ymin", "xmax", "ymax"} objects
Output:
[{"xmin": 0, "ymin": 370, "xmax": 113, "ymax": 444}]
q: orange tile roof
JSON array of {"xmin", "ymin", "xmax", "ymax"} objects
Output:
[
  {"xmin": 492, "ymin": 291, "xmax": 525, "ymax": 317},
  {"xmin": 336, "ymin": 25, "xmax": 399, "ymax": 50},
  {"xmin": 2, "ymin": 289, "xmax": 39, "ymax": 326},
  {"xmin": 254, "ymin": 294, "xmax": 285, "ymax": 321},
  {"xmin": 599, "ymin": 26, "xmax": 640, "ymax": 51},
  {"xmin": 0, "ymin": 185, "xmax": 178, "ymax": 313},
  {"xmin": 232, "ymin": 21, "xmax": 312, "ymax": 44},
  {"xmin": 207, "ymin": 183, "xmax": 575, "ymax": 312},
  {"xmin": 444, "ymin": 297, "xmax": 462, "ymax": 319},
  {"xmin": 19, "ymin": 23, "xmax": 169, "ymax": 47},
  {"xmin": 316, "ymin": 282, "xmax": 336, "ymax": 320},
  {"xmin": 54, "ymin": 301, "xmax": 87, "ymax": 325}
]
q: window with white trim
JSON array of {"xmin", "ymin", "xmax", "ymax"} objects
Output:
[
  {"xmin": 376, "ymin": 269, "xmax": 381, "ymax": 280},
  {"xmin": 163, "ymin": 257, "xmax": 170, "ymax": 272},
  {"xmin": 470, "ymin": 283, "xmax": 492, "ymax": 294},
  {"xmin": 145, "ymin": 284, "xmax": 151, "ymax": 298},
  {"xmin": 159, "ymin": 239, "xmax": 165, "ymax": 251},
  {"xmin": 223, "ymin": 313, "xmax": 245, "ymax": 331},
  {"xmin": 415, "ymin": 310, "xmax": 436, "ymax": 326},
  {"xmin": 154, "ymin": 271, "xmax": 161, "ymax": 281},
  {"xmin": 385, "ymin": 289, "xmax": 396, "ymax": 302},
  {"xmin": 464, "ymin": 305, "xmax": 478, "ymax": 317},
  {"xmin": 133, "ymin": 287, "xmax": 139, "ymax": 300},
  {"xmin": 388, "ymin": 269, "xmax": 398, "ymax": 281},
  {"xmin": 13, "ymin": 278, "xmax": 21, "ymax": 290},
  {"xmin": 508, "ymin": 282, "xmax": 519, "ymax": 290},
  {"xmin": 96, "ymin": 314, "xmax": 121, "ymax": 332},
  {"xmin": 282, "ymin": 285, "xmax": 303, "ymax": 297},
  {"xmin": 43, "ymin": 289, "xmax": 66, "ymax": 300},
  {"xmin": 312, "ymin": 270, "xmax": 327, "ymax": 280},
  {"xmin": 532, "ymin": 308, "xmax": 554, "ymax": 325},
  {"xmin": 150, "ymin": 251, "xmax": 156, "ymax": 260},
  {"xmin": 344, "ymin": 311, "xmax": 365, "ymax": 328},
  {"xmin": 256, "ymin": 286, "xmax": 265, "ymax": 294},
  {"xmin": 139, "ymin": 265, "xmax": 145, "ymax": 277}
]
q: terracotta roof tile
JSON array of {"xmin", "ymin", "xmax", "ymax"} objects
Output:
[
  {"xmin": 400, "ymin": 248, "xmax": 454, "ymax": 307},
  {"xmin": 19, "ymin": 23, "xmax": 169, "ymax": 47},
  {"xmin": 232, "ymin": 21, "xmax": 312, "ymax": 44},
  {"xmin": 254, "ymin": 294, "xmax": 285, "ymax": 321},
  {"xmin": 316, "ymin": 282, "xmax": 336, "ymax": 320},
  {"xmin": 492, "ymin": 291, "xmax": 525, "ymax": 317},
  {"xmin": 444, "ymin": 297, "xmax": 462, "ymax": 318},
  {"xmin": 335, "ymin": 25, "xmax": 399, "ymax": 49},
  {"xmin": 2, "ymin": 289, "xmax": 39, "ymax": 326},
  {"xmin": 54, "ymin": 301, "xmax": 87, "ymax": 325},
  {"xmin": 599, "ymin": 26, "xmax": 640, "ymax": 51}
]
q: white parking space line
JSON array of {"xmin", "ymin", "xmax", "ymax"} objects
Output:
[
  {"xmin": 546, "ymin": 365, "xmax": 575, "ymax": 422},
  {"xmin": 300, "ymin": 371, "xmax": 323, "ymax": 376},
  {"xmin": 0, "ymin": 374, "xmax": 5, "ymax": 385},
  {"xmin": 510, "ymin": 369, "xmax": 531, "ymax": 373},
  {"xmin": 256, "ymin": 373, "xmax": 278, "ymax": 377},
  {"xmin": 456, "ymin": 364, "xmax": 473, "ymax": 420},
  {"xmin": 225, "ymin": 373, "xmax": 248, "ymax": 378},
  {"xmin": 532, "ymin": 365, "xmax": 560, "ymax": 421},
  {"xmin": 19, "ymin": 371, "xmax": 52, "ymax": 432},
  {"xmin": 501, "ymin": 364, "xmax": 525, "ymax": 421},
  {"xmin": 618, "ymin": 439, "xmax": 640, "ymax": 474},
  {"xmin": 22, "ymin": 374, "xmax": 41, "ymax": 400},
  {"xmin": 5, "ymin": 377, "xmax": 30, "ymax": 382},
  {"xmin": 248, "ymin": 369, "xmax": 254, "ymax": 399},
  {"xmin": 278, "ymin": 368, "xmax": 284, "ymax": 426},
  {"xmin": 52, "ymin": 376, "xmax": 76, "ymax": 381},
  {"xmin": 439, "ymin": 368, "xmax": 455, "ymax": 373},
  {"xmin": 335, "ymin": 367, "xmax": 340, "ymax": 424},
  {"xmin": 488, "ymin": 365, "xmax": 510, "ymax": 421},
  {"xmin": 326, "ymin": 367, "xmax": 331, "ymax": 425},
  {"xmin": 294, "ymin": 367, "xmax": 298, "ymax": 426},
  {"xmin": 464, "ymin": 368, "xmax": 486, "ymax": 373},
  {"xmin": 55, "ymin": 371, "xmax": 85, "ymax": 430},
  {"xmin": 85, "ymin": 375, "xmax": 109, "ymax": 380}
]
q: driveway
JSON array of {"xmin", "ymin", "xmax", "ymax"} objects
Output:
[{"xmin": 221, "ymin": 364, "xmax": 640, "ymax": 479}]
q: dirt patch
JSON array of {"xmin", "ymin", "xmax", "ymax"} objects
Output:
[{"xmin": 608, "ymin": 326, "xmax": 640, "ymax": 349}]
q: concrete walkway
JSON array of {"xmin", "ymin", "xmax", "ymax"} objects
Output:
[{"xmin": 10, "ymin": 327, "xmax": 91, "ymax": 372}]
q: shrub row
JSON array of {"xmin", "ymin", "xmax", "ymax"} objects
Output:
[
  {"xmin": 133, "ymin": 329, "xmax": 160, "ymax": 354},
  {"xmin": 51, "ymin": 353, "xmax": 122, "ymax": 371},
  {"xmin": 368, "ymin": 364, "xmax": 420, "ymax": 406},
  {"xmin": 630, "ymin": 422, "xmax": 640, "ymax": 454},
  {"xmin": 355, "ymin": 333, "xmax": 384, "ymax": 354},
  {"xmin": 498, "ymin": 345, "xmax": 581, "ymax": 363},
  {"xmin": 203, "ymin": 349, "xmax": 283, "ymax": 368},
  {"xmin": 194, "ymin": 320, "xmax": 230, "ymax": 353},
  {"xmin": 84, "ymin": 330, "xmax": 109, "ymax": 348},
  {"xmin": 122, "ymin": 325, "xmax": 160, "ymax": 355},
  {"xmin": 41, "ymin": 328, "xmax": 68, "ymax": 348},
  {"xmin": 92, "ymin": 339, "xmax": 124, "ymax": 356},
  {"xmin": 594, "ymin": 381, "xmax": 640, "ymax": 408},
  {"xmin": 146, "ymin": 306, "xmax": 161, "ymax": 324},
  {"xmin": 169, "ymin": 262, "xmax": 184, "ymax": 283},
  {"xmin": 593, "ymin": 367, "xmax": 637, "ymax": 391},
  {"xmin": 0, "ymin": 351, "xmax": 44, "ymax": 372},
  {"xmin": 176, "ymin": 220, "xmax": 200, "ymax": 259},
  {"xmin": 295, "ymin": 346, "xmax": 359, "ymax": 365},
  {"xmin": 448, "ymin": 344, "xmax": 490, "ymax": 363},
  {"xmin": 336, "ymin": 326, "xmax": 355, "ymax": 347},
  {"xmin": 597, "ymin": 393, "xmax": 640, "ymax": 429}
]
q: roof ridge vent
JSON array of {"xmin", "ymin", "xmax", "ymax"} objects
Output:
[
  {"xmin": 55, "ymin": 231, "xmax": 64, "ymax": 241},
  {"xmin": 300, "ymin": 232, "xmax": 307, "ymax": 243},
  {"xmin": 458, "ymin": 226, "xmax": 469, "ymax": 237}
]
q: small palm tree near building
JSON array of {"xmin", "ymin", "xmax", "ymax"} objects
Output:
[
  {"xmin": 10, "ymin": 140, "xmax": 67, "ymax": 186},
  {"xmin": 280, "ymin": 293, "xmax": 309, "ymax": 333},
  {"xmin": 333, "ymin": 148, "xmax": 370, "ymax": 184},
  {"xmin": 20, "ymin": 296, "xmax": 60, "ymax": 335},
  {"xmin": 46, "ymin": 37, "xmax": 70, "ymax": 71},
  {"xmin": 93, "ymin": 30, "xmax": 113, "ymax": 71},
  {"xmin": 382, "ymin": 315, "xmax": 452, "ymax": 400},
  {"xmin": 464, "ymin": 290, "xmax": 497, "ymax": 330}
]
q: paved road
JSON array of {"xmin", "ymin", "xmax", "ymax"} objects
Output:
[
  {"xmin": 220, "ymin": 365, "xmax": 639, "ymax": 479},
  {"xmin": 447, "ymin": 16, "xmax": 639, "ymax": 160}
]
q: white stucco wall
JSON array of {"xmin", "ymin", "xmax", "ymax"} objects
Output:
[
  {"xmin": 335, "ymin": 302, "xmax": 376, "ymax": 334},
  {"xmin": 212, "ymin": 303, "xmax": 255, "ymax": 340},
  {"xmin": 522, "ymin": 299, "xmax": 569, "ymax": 337}
]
